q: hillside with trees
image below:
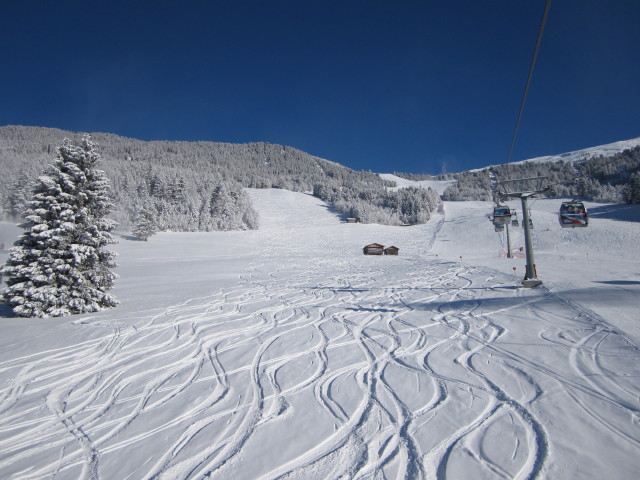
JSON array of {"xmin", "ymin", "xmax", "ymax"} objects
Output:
[
  {"xmin": 4, "ymin": 126, "xmax": 638, "ymax": 234},
  {"xmin": 312, "ymin": 183, "xmax": 440, "ymax": 225},
  {"xmin": 2, "ymin": 126, "xmax": 433, "ymax": 231},
  {"xmin": 440, "ymin": 145, "xmax": 640, "ymax": 203}
]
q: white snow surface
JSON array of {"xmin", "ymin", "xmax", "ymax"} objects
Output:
[
  {"xmin": 1, "ymin": 189, "xmax": 639, "ymax": 479},
  {"xmin": 518, "ymin": 137, "xmax": 640, "ymax": 165}
]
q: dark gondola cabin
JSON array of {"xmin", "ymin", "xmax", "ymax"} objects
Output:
[
  {"xmin": 493, "ymin": 206, "xmax": 512, "ymax": 225},
  {"xmin": 559, "ymin": 201, "xmax": 588, "ymax": 228}
]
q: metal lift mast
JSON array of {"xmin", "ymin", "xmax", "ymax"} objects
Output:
[{"xmin": 497, "ymin": 177, "xmax": 548, "ymax": 288}]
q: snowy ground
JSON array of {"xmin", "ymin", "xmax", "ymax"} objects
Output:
[{"xmin": 1, "ymin": 189, "xmax": 639, "ymax": 479}]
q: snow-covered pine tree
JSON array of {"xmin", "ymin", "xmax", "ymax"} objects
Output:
[
  {"xmin": 623, "ymin": 171, "xmax": 640, "ymax": 204},
  {"xmin": 131, "ymin": 205, "xmax": 158, "ymax": 241},
  {"xmin": 1, "ymin": 135, "xmax": 119, "ymax": 317}
]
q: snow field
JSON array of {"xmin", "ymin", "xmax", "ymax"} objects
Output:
[{"xmin": 0, "ymin": 189, "xmax": 639, "ymax": 479}]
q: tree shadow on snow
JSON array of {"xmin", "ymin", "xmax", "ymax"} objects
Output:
[
  {"xmin": 345, "ymin": 306, "xmax": 401, "ymax": 313},
  {"xmin": 320, "ymin": 203, "xmax": 350, "ymax": 222},
  {"xmin": 307, "ymin": 285, "xmax": 520, "ymax": 295},
  {"xmin": 392, "ymin": 284, "xmax": 639, "ymax": 316},
  {"xmin": 303, "ymin": 192, "xmax": 350, "ymax": 222},
  {"xmin": 0, "ymin": 303, "xmax": 16, "ymax": 318},
  {"xmin": 594, "ymin": 280, "xmax": 640, "ymax": 286},
  {"xmin": 587, "ymin": 204, "xmax": 640, "ymax": 223},
  {"xmin": 398, "ymin": 294, "xmax": 546, "ymax": 313},
  {"xmin": 113, "ymin": 232, "xmax": 141, "ymax": 241}
]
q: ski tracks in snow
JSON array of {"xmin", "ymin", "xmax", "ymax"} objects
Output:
[{"xmin": 1, "ymin": 242, "xmax": 639, "ymax": 477}]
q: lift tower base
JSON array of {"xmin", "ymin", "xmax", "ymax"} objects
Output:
[{"xmin": 522, "ymin": 278, "xmax": 543, "ymax": 288}]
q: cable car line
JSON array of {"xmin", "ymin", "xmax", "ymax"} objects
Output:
[{"xmin": 506, "ymin": 0, "xmax": 553, "ymax": 164}]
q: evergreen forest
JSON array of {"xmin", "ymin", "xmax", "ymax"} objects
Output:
[
  {"xmin": 439, "ymin": 146, "xmax": 640, "ymax": 204},
  {"xmin": 2, "ymin": 126, "xmax": 640, "ymax": 235},
  {"xmin": 0, "ymin": 126, "xmax": 413, "ymax": 231}
]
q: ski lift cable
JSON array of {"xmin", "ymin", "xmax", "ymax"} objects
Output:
[
  {"xmin": 506, "ymin": 0, "xmax": 552, "ymax": 165},
  {"xmin": 494, "ymin": 0, "xmax": 630, "ymax": 199}
]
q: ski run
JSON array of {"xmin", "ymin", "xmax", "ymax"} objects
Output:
[{"xmin": 1, "ymin": 186, "xmax": 639, "ymax": 479}]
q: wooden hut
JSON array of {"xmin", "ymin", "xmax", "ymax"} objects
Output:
[
  {"xmin": 363, "ymin": 243, "xmax": 384, "ymax": 255},
  {"xmin": 384, "ymin": 246, "xmax": 399, "ymax": 255}
]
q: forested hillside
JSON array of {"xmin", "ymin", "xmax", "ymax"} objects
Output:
[
  {"xmin": 440, "ymin": 145, "xmax": 640, "ymax": 203},
  {"xmin": 6, "ymin": 126, "xmax": 637, "ymax": 234},
  {"xmin": 1, "ymin": 126, "xmax": 443, "ymax": 231}
]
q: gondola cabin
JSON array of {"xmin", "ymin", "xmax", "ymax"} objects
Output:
[
  {"xmin": 559, "ymin": 201, "xmax": 588, "ymax": 228},
  {"xmin": 493, "ymin": 206, "xmax": 512, "ymax": 225}
]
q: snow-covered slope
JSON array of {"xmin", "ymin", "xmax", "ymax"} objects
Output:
[
  {"xmin": 518, "ymin": 137, "xmax": 640, "ymax": 165},
  {"xmin": 378, "ymin": 135, "xmax": 640, "ymax": 191},
  {"xmin": 1, "ymin": 191, "xmax": 639, "ymax": 479},
  {"xmin": 378, "ymin": 173, "xmax": 456, "ymax": 194},
  {"xmin": 461, "ymin": 136, "xmax": 640, "ymax": 174}
]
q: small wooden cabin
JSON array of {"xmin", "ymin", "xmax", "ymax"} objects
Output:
[
  {"xmin": 363, "ymin": 243, "xmax": 384, "ymax": 255},
  {"xmin": 347, "ymin": 217, "xmax": 358, "ymax": 223},
  {"xmin": 384, "ymin": 246, "xmax": 399, "ymax": 255}
]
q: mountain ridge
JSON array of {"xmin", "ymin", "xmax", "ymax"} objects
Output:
[
  {"xmin": 4, "ymin": 124, "xmax": 639, "ymax": 177},
  {"xmin": 2, "ymin": 125, "xmax": 639, "ymax": 229},
  {"xmin": 0, "ymin": 125, "xmax": 419, "ymax": 230}
]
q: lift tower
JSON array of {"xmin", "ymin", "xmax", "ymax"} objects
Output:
[{"xmin": 496, "ymin": 177, "xmax": 548, "ymax": 288}]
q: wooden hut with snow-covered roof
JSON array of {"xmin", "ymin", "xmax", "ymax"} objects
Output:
[{"xmin": 363, "ymin": 243, "xmax": 384, "ymax": 255}]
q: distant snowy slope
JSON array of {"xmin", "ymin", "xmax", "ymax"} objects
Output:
[
  {"xmin": 516, "ymin": 137, "xmax": 640, "ymax": 165},
  {"xmin": 463, "ymin": 136, "xmax": 640, "ymax": 174},
  {"xmin": 378, "ymin": 173, "xmax": 456, "ymax": 194},
  {"xmin": 249, "ymin": 189, "xmax": 342, "ymax": 230}
]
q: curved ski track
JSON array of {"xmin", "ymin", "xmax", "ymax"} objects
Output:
[{"xmin": 1, "ymin": 234, "xmax": 639, "ymax": 479}]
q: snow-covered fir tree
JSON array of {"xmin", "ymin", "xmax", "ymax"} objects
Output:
[
  {"xmin": 207, "ymin": 184, "xmax": 259, "ymax": 230},
  {"xmin": 131, "ymin": 205, "xmax": 158, "ymax": 241},
  {"xmin": 623, "ymin": 171, "xmax": 640, "ymax": 204},
  {"xmin": 1, "ymin": 135, "xmax": 119, "ymax": 317}
]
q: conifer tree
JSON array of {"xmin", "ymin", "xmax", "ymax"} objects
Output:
[
  {"xmin": 1, "ymin": 135, "xmax": 119, "ymax": 317},
  {"xmin": 623, "ymin": 171, "xmax": 640, "ymax": 204},
  {"xmin": 132, "ymin": 205, "xmax": 158, "ymax": 241}
]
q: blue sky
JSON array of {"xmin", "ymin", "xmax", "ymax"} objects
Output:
[{"xmin": 2, "ymin": 1, "xmax": 639, "ymax": 174}]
